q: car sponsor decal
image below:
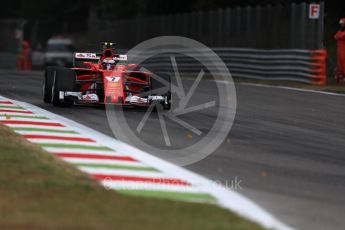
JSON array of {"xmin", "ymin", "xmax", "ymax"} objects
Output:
[
  {"xmin": 75, "ymin": 52, "xmax": 98, "ymax": 59},
  {"xmin": 106, "ymin": 76, "xmax": 121, "ymax": 82},
  {"xmin": 113, "ymin": 54, "xmax": 127, "ymax": 61}
]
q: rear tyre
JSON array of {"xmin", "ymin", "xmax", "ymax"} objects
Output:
[
  {"xmin": 150, "ymin": 74, "xmax": 172, "ymax": 110},
  {"xmin": 51, "ymin": 67, "xmax": 76, "ymax": 107},
  {"xmin": 43, "ymin": 66, "xmax": 56, "ymax": 103}
]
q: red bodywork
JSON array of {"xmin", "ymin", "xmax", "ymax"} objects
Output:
[{"xmin": 72, "ymin": 48, "xmax": 151, "ymax": 105}]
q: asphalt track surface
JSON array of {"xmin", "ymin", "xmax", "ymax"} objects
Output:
[{"xmin": 1, "ymin": 70, "xmax": 345, "ymax": 230}]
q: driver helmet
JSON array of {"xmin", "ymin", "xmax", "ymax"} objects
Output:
[
  {"xmin": 339, "ymin": 18, "xmax": 345, "ymax": 26},
  {"xmin": 102, "ymin": 58, "xmax": 115, "ymax": 70}
]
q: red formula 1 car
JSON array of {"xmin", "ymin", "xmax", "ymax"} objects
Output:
[{"xmin": 43, "ymin": 42, "xmax": 171, "ymax": 110}]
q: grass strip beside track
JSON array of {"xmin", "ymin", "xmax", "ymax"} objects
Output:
[
  {"xmin": 0, "ymin": 115, "xmax": 49, "ymax": 119},
  {"xmin": 118, "ymin": 189, "xmax": 217, "ymax": 203},
  {"xmin": 0, "ymin": 125, "xmax": 264, "ymax": 230},
  {"xmin": 13, "ymin": 127, "xmax": 78, "ymax": 133},
  {"xmin": 0, "ymin": 105, "xmax": 23, "ymax": 109}
]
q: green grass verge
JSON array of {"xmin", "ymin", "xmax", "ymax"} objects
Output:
[{"xmin": 0, "ymin": 125, "xmax": 264, "ymax": 230}]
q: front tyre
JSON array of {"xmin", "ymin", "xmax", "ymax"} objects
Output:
[
  {"xmin": 43, "ymin": 66, "xmax": 56, "ymax": 103},
  {"xmin": 51, "ymin": 67, "xmax": 76, "ymax": 107}
]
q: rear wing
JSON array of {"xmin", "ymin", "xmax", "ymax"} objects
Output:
[{"xmin": 73, "ymin": 52, "xmax": 128, "ymax": 67}]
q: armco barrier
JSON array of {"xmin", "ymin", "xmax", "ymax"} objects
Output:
[{"xmin": 134, "ymin": 48, "xmax": 327, "ymax": 85}]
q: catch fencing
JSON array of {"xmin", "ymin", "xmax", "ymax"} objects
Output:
[
  {"xmin": 89, "ymin": 2, "xmax": 326, "ymax": 84},
  {"xmin": 89, "ymin": 2, "xmax": 324, "ymax": 50}
]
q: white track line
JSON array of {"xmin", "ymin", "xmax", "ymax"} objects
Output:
[
  {"xmin": 2, "ymin": 124, "xmax": 68, "ymax": 130},
  {"xmin": 27, "ymin": 139, "xmax": 100, "ymax": 146},
  {"xmin": 239, "ymin": 82, "xmax": 345, "ymax": 97}
]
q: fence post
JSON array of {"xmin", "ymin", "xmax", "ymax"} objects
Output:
[
  {"xmin": 235, "ymin": 6, "xmax": 241, "ymax": 47},
  {"xmin": 183, "ymin": 13, "xmax": 189, "ymax": 38},
  {"xmin": 290, "ymin": 3, "xmax": 296, "ymax": 49},
  {"xmin": 190, "ymin": 11, "xmax": 197, "ymax": 40},
  {"xmin": 245, "ymin": 6, "xmax": 251, "ymax": 48},
  {"xmin": 208, "ymin": 10, "xmax": 216, "ymax": 46},
  {"xmin": 255, "ymin": 5, "xmax": 261, "ymax": 48},
  {"xmin": 224, "ymin": 8, "xmax": 231, "ymax": 47},
  {"xmin": 274, "ymin": 4, "xmax": 283, "ymax": 48},
  {"xmin": 307, "ymin": 5, "xmax": 317, "ymax": 49},
  {"xmin": 197, "ymin": 11, "xmax": 203, "ymax": 43},
  {"xmin": 160, "ymin": 15, "xmax": 166, "ymax": 36},
  {"xmin": 175, "ymin": 13, "xmax": 181, "ymax": 36},
  {"xmin": 266, "ymin": 4, "xmax": 273, "ymax": 49},
  {"xmin": 217, "ymin": 8, "xmax": 223, "ymax": 46},
  {"xmin": 317, "ymin": 1, "xmax": 325, "ymax": 49},
  {"xmin": 299, "ymin": 2, "xmax": 307, "ymax": 49}
]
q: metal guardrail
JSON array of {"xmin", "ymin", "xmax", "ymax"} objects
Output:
[{"xmin": 131, "ymin": 48, "xmax": 326, "ymax": 85}]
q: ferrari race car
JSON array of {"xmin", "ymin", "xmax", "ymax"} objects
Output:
[{"xmin": 42, "ymin": 42, "xmax": 171, "ymax": 110}]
